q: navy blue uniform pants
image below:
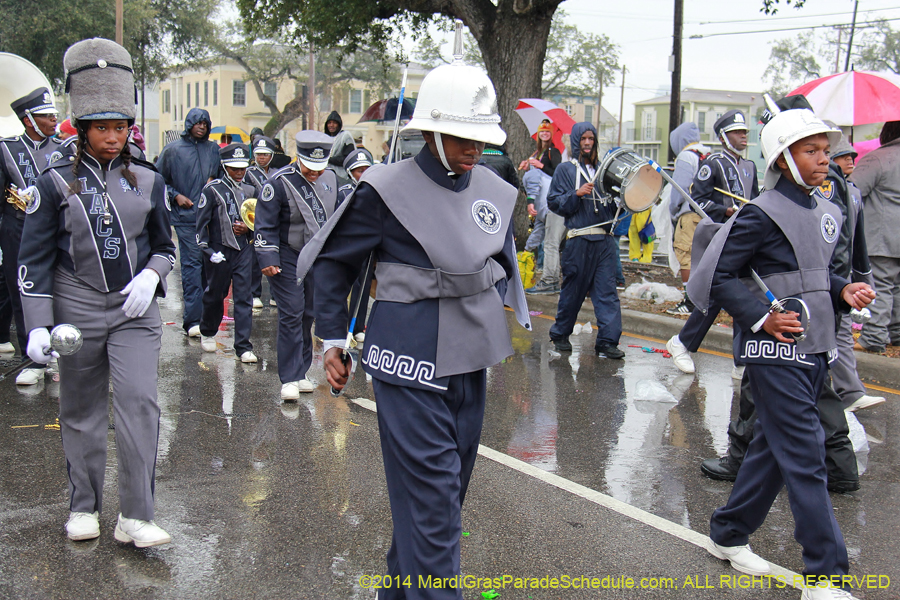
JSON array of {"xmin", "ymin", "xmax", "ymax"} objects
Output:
[
  {"xmin": 173, "ymin": 223, "xmax": 204, "ymax": 332},
  {"xmin": 250, "ymin": 245, "xmax": 263, "ymax": 300},
  {"xmin": 200, "ymin": 243, "xmax": 254, "ymax": 355},
  {"xmin": 267, "ymin": 246, "xmax": 313, "ymax": 384},
  {"xmin": 1, "ymin": 219, "xmax": 26, "ymax": 355},
  {"xmin": 0, "ymin": 219, "xmax": 13, "ymax": 345},
  {"xmin": 550, "ymin": 235, "xmax": 621, "ymax": 349},
  {"xmin": 710, "ymin": 355, "xmax": 849, "ymax": 578},
  {"xmin": 373, "ymin": 370, "xmax": 486, "ymax": 600}
]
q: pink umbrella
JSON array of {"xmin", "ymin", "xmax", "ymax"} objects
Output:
[
  {"xmin": 853, "ymin": 137, "xmax": 881, "ymax": 162},
  {"xmin": 515, "ymin": 98, "xmax": 577, "ymax": 153},
  {"xmin": 790, "ymin": 71, "xmax": 900, "ymax": 126}
]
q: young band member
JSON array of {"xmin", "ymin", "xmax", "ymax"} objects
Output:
[
  {"xmin": 296, "ymin": 57, "xmax": 530, "ymax": 598},
  {"xmin": 196, "ymin": 143, "xmax": 257, "ymax": 362},
  {"xmin": 688, "ymin": 108, "xmax": 874, "ymax": 600},
  {"xmin": 19, "ymin": 38, "xmax": 176, "ymax": 546}
]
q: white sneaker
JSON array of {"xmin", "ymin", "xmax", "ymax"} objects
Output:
[
  {"xmin": 16, "ymin": 367, "xmax": 45, "ymax": 386},
  {"xmin": 269, "ymin": 299, "xmax": 277, "ymax": 307},
  {"xmin": 666, "ymin": 335, "xmax": 695, "ymax": 374},
  {"xmin": 731, "ymin": 365, "xmax": 746, "ymax": 381},
  {"xmin": 281, "ymin": 382, "xmax": 300, "ymax": 401},
  {"xmin": 846, "ymin": 394, "xmax": 886, "ymax": 412},
  {"xmin": 252, "ymin": 297, "xmax": 263, "ymax": 309},
  {"xmin": 354, "ymin": 332, "xmax": 366, "ymax": 343},
  {"xmin": 239, "ymin": 351, "xmax": 258, "ymax": 363},
  {"xmin": 0, "ymin": 342, "xmax": 14, "ymax": 353},
  {"xmin": 297, "ymin": 378, "xmax": 316, "ymax": 393},
  {"xmin": 801, "ymin": 582, "xmax": 860, "ymax": 600},
  {"xmin": 188, "ymin": 325, "xmax": 201, "ymax": 338},
  {"xmin": 201, "ymin": 336, "xmax": 217, "ymax": 352},
  {"xmin": 114, "ymin": 514, "xmax": 171, "ymax": 548},
  {"xmin": 66, "ymin": 511, "xmax": 100, "ymax": 541},
  {"xmin": 706, "ymin": 538, "xmax": 771, "ymax": 576}
]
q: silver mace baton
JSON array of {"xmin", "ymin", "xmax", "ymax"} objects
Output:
[
  {"xmin": 0, "ymin": 324, "xmax": 84, "ymax": 382},
  {"xmin": 646, "ymin": 159, "xmax": 709, "ymax": 219}
]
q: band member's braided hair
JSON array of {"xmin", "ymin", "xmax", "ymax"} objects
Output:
[{"xmin": 68, "ymin": 121, "xmax": 137, "ymax": 194}]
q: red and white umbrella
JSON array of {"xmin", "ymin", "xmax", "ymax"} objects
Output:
[
  {"xmin": 789, "ymin": 71, "xmax": 900, "ymax": 126},
  {"xmin": 515, "ymin": 98, "xmax": 577, "ymax": 153}
]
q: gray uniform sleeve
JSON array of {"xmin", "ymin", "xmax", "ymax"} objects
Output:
[
  {"xmin": 254, "ymin": 180, "xmax": 282, "ymax": 269},
  {"xmin": 18, "ymin": 173, "xmax": 61, "ymax": 332},
  {"xmin": 142, "ymin": 172, "xmax": 176, "ymax": 296},
  {"xmin": 195, "ymin": 187, "xmax": 214, "ymax": 255}
]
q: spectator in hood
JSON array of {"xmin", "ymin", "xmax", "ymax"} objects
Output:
[
  {"xmin": 156, "ymin": 108, "xmax": 220, "ymax": 337},
  {"xmin": 479, "ymin": 142, "xmax": 519, "ymax": 189},
  {"xmin": 323, "ymin": 110, "xmax": 356, "ymax": 171},
  {"xmin": 667, "ymin": 121, "xmax": 709, "ymax": 315}
]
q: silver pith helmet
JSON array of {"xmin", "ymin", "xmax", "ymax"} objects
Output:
[{"xmin": 64, "ymin": 38, "xmax": 136, "ymax": 124}]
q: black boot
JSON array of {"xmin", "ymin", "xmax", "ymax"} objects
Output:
[
  {"xmin": 700, "ymin": 456, "xmax": 740, "ymax": 481},
  {"xmin": 597, "ymin": 343, "xmax": 625, "ymax": 359},
  {"xmin": 552, "ymin": 337, "xmax": 572, "ymax": 352}
]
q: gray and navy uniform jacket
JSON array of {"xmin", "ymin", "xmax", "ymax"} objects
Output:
[
  {"xmin": 0, "ymin": 134, "xmax": 62, "ymax": 230},
  {"xmin": 154, "ymin": 108, "xmax": 220, "ymax": 227},
  {"xmin": 691, "ymin": 150, "xmax": 759, "ymax": 223},
  {"xmin": 548, "ymin": 122, "xmax": 617, "ymax": 235},
  {"xmin": 196, "ymin": 176, "xmax": 254, "ymax": 254},
  {"xmin": 254, "ymin": 164, "xmax": 338, "ymax": 269},
  {"xmin": 17, "ymin": 153, "xmax": 176, "ymax": 332},
  {"xmin": 295, "ymin": 146, "xmax": 531, "ymax": 392},
  {"xmin": 687, "ymin": 176, "xmax": 850, "ymax": 369},
  {"xmin": 815, "ymin": 162, "xmax": 872, "ymax": 285},
  {"xmin": 243, "ymin": 165, "xmax": 271, "ymax": 198}
]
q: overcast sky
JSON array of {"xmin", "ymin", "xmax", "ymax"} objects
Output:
[{"xmin": 559, "ymin": 0, "xmax": 900, "ymax": 122}]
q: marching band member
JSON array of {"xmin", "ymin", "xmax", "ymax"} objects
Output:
[
  {"xmin": 245, "ymin": 136, "xmax": 279, "ymax": 308},
  {"xmin": 338, "ymin": 148, "xmax": 374, "ymax": 342},
  {"xmin": 196, "ymin": 143, "xmax": 257, "ymax": 362},
  {"xmin": 0, "ymin": 86, "xmax": 61, "ymax": 384},
  {"xmin": 19, "ymin": 38, "xmax": 175, "ymax": 546},
  {"xmin": 254, "ymin": 131, "xmax": 338, "ymax": 400},
  {"xmin": 297, "ymin": 57, "xmax": 530, "ymax": 599},
  {"xmin": 688, "ymin": 108, "xmax": 874, "ymax": 600}
]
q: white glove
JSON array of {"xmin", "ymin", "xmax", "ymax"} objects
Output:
[
  {"xmin": 26, "ymin": 327, "xmax": 57, "ymax": 364},
  {"xmin": 210, "ymin": 252, "xmax": 226, "ymax": 264},
  {"xmin": 120, "ymin": 269, "xmax": 160, "ymax": 318}
]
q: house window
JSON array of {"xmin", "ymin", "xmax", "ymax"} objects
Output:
[
  {"xmin": 350, "ymin": 89, "xmax": 362, "ymax": 113},
  {"xmin": 584, "ymin": 104, "xmax": 593, "ymax": 123},
  {"xmin": 162, "ymin": 89, "xmax": 170, "ymax": 113},
  {"xmin": 233, "ymin": 80, "xmax": 246, "ymax": 107},
  {"xmin": 195, "ymin": 83, "xmax": 200, "ymax": 108},
  {"xmin": 204, "ymin": 81, "xmax": 209, "ymax": 106},
  {"xmin": 186, "ymin": 84, "xmax": 191, "ymax": 107},
  {"xmin": 213, "ymin": 80, "xmax": 218, "ymax": 106},
  {"xmin": 565, "ymin": 104, "xmax": 574, "ymax": 116},
  {"xmin": 644, "ymin": 112, "xmax": 654, "ymax": 140},
  {"xmin": 264, "ymin": 81, "xmax": 278, "ymax": 103},
  {"xmin": 698, "ymin": 111, "xmax": 706, "ymax": 132}
]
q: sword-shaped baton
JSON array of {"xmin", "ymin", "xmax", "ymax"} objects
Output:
[
  {"xmin": 330, "ymin": 67, "xmax": 409, "ymax": 397},
  {"xmin": 646, "ymin": 159, "xmax": 709, "ymax": 220},
  {"xmin": 750, "ymin": 269, "xmax": 809, "ymax": 342}
]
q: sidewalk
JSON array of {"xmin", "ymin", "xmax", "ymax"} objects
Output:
[{"xmin": 524, "ymin": 290, "xmax": 900, "ymax": 391}]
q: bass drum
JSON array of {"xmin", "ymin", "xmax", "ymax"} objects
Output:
[{"xmin": 599, "ymin": 148, "xmax": 664, "ymax": 213}]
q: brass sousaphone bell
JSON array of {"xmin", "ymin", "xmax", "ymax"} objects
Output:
[{"xmin": 240, "ymin": 198, "xmax": 257, "ymax": 230}]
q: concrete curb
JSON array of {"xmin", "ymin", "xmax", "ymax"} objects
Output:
[{"xmin": 524, "ymin": 294, "xmax": 900, "ymax": 391}]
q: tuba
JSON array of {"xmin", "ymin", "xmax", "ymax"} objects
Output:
[
  {"xmin": 0, "ymin": 52, "xmax": 56, "ymax": 138},
  {"xmin": 240, "ymin": 198, "xmax": 257, "ymax": 230}
]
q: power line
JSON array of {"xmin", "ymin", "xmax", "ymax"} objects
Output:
[
  {"xmin": 697, "ymin": 5, "xmax": 900, "ymax": 25},
  {"xmin": 688, "ymin": 18, "xmax": 898, "ymax": 39}
]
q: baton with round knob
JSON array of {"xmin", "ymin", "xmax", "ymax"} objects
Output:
[{"xmin": 0, "ymin": 324, "xmax": 84, "ymax": 382}]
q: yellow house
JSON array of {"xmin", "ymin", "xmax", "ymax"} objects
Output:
[{"xmin": 157, "ymin": 60, "xmax": 428, "ymax": 159}]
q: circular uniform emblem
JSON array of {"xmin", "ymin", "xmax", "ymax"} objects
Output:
[
  {"xmin": 698, "ymin": 165, "xmax": 711, "ymax": 181},
  {"xmin": 472, "ymin": 200, "xmax": 501, "ymax": 234},
  {"xmin": 197, "ymin": 193, "xmax": 207, "ymax": 209},
  {"xmin": 48, "ymin": 151, "xmax": 63, "ymax": 164},
  {"xmin": 23, "ymin": 185, "xmax": 40, "ymax": 214},
  {"xmin": 821, "ymin": 213, "xmax": 838, "ymax": 243},
  {"xmin": 261, "ymin": 183, "xmax": 275, "ymax": 202}
]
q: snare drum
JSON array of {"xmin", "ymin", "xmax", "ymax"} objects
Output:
[{"xmin": 599, "ymin": 148, "xmax": 664, "ymax": 213}]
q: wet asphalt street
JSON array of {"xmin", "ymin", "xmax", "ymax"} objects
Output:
[{"xmin": 0, "ymin": 273, "xmax": 898, "ymax": 600}]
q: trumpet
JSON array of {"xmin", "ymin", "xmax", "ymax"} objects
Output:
[
  {"xmin": 240, "ymin": 197, "xmax": 257, "ymax": 231},
  {"xmin": 6, "ymin": 184, "xmax": 36, "ymax": 212}
]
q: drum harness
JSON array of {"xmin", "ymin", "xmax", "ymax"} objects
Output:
[{"xmin": 566, "ymin": 159, "xmax": 618, "ymax": 239}]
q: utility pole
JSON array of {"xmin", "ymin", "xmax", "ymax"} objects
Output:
[
  {"xmin": 834, "ymin": 26, "xmax": 842, "ymax": 74},
  {"xmin": 844, "ymin": 0, "xmax": 859, "ymax": 72},
  {"xmin": 597, "ymin": 70, "xmax": 604, "ymax": 134},
  {"xmin": 617, "ymin": 65, "xmax": 626, "ymax": 147},
  {"xmin": 115, "ymin": 0, "xmax": 123, "ymax": 44},
  {"xmin": 308, "ymin": 43, "xmax": 316, "ymax": 130},
  {"xmin": 668, "ymin": 0, "xmax": 684, "ymax": 163}
]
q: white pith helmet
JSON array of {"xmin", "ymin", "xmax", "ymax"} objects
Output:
[
  {"xmin": 402, "ymin": 21, "xmax": 506, "ymax": 171},
  {"xmin": 403, "ymin": 64, "xmax": 506, "ymax": 147},
  {"xmin": 761, "ymin": 108, "xmax": 841, "ymax": 190}
]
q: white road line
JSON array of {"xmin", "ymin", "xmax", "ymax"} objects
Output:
[{"xmin": 350, "ymin": 396, "xmax": 801, "ymax": 588}]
